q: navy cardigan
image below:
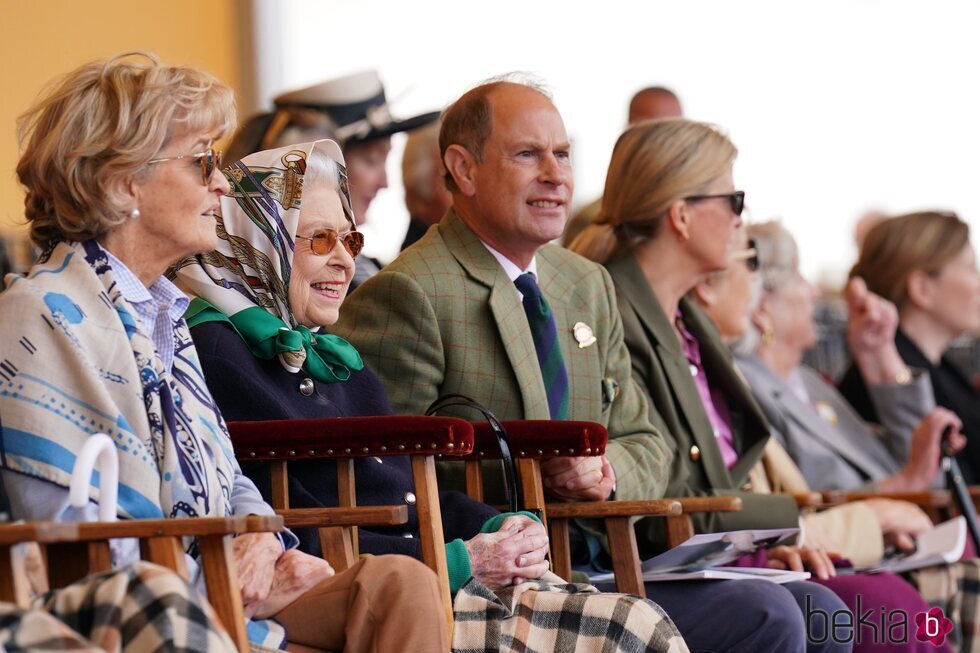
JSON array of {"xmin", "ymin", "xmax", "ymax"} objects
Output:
[{"xmin": 191, "ymin": 320, "xmax": 497, "ymax": 558}]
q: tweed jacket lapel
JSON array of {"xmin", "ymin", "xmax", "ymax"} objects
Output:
[
  {"xmin": 440, "ymin": 211, "xmax": 551, "ymax": 419},
  {"xmin": 610, "ymin": 255, "xmax": 732, "ymax": 489}
]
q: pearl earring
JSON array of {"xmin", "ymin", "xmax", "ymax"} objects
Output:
[{"xmin": 129, "ymin": 208, "xmax": 141, "ymax": 219}]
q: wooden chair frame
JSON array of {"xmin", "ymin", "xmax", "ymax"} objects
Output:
[
  {"xmin": 228, "ymin": 415, "xmax": 475, "ymax": 644},
  {"xmin": 0, "ymin": 515, "xmax": 282, "ymax": 653}
]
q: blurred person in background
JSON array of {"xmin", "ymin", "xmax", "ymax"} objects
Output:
[
  {"xmin": 228, "ymin": 70, "xmax": 440, "ymax": 290},
  {"xmin": 401, "ymin": 121, "xmax": 452, "ymax": 250},
  {"xmin": 839, "ymin": 211, "xmax": 980, "ymax": 484},
  {"xmin": 562, "ymin": 85, "xmax": 683, "ymax": 246}
]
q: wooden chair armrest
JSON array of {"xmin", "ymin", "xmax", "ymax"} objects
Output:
[
  {"xmin": 672, "ymin": 496, "xmax": 743, "ymax": 513},
  {"xmin": 228, "ymin": 416, "xmax": 474, "ymax": 461},
  {"xmin": 276, "ymin": 506, "xmax": 408, "ymax": 529},
  {"xmin": 0, "ymin": 515, "xmax": 283, "ymax": 545},
  {"xmin": 791, "ymin": 492, "xmax": 826, "ymax": 508},
  {"xmin": 545, "ymin": 499, "xmax": 681, "ymax": 519},
  {"xmin": 822, "ymin": 490, "xmax": 952, "ymax": 508}
]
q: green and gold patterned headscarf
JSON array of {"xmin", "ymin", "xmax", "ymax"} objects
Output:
[{"xmin": 173, "ymin": 139, "xmax": 363, "ymax": 383}]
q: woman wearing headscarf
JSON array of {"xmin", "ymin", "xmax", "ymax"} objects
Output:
[
  {"xmin": 174, "ymin": 138, "xmax": 690, "ymax": 653},
  {"xmin": 839, "ymin": 211, "xmax": 980, "ymax": 484},
  {"xmin": 570, "ymin": 117, "xmax": 942, "ymax": 653},
  {"xmin": 0, "ymin": 52, "xmax": 447, "ymax": 653}
]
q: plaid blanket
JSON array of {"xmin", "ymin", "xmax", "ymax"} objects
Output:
[
  {"xmin": 912, "ymin": 561, "xmax": 980, "ymax": 653},
  {"xmin": 0, "ymin": 562, "xmax": 238, "ymax": 653},
  {"xmin": 452, "ymin": 573, "xmax": 688, "ymax": 653}
]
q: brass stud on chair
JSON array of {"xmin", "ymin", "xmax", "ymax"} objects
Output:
[
  {"xmin": 308, "ymin": 450, "xmax": 315, "ymax": 455},
  {"xmin": 327, "ymin": 449, "xmax": 334, "ymax": 455},
  {"xmin": 380, "ymin": 446, "xmax": 387, "ymax": 452},
  {"xmin": 362, "ymin": 447, "xmax": 370, "ymax": 453},
  {"xmin": 537, "ymin": 449, "xmax": 543, "ymax": 455},
  {"xmin": 398, "ymin": 445, "xmax": 405, "ymax": 451},
  {"xmin": 569, "ymin": 448, "xmax": 575, "ymax": 454},
  {"xmin": 447, "ymin": 443, "xmax": 454, "ymax": 450},
  {"xmin": 249, "ymin": 451, "xmax": 256, "ymax": 457},
  {"xmin": 344, "ymin": 448, "xmax": 351, "ymax": 454},
  {"xmin": 268, "ymin": 450, "xmax": 276, "ymax": 456},
  {"xmin": 585, "ymin": 448, "xmax": 592, "ymax": 454},
  {"xmin": 554, "ymin": 449, "xmax": 560, "ymax": 455},
  {"xmin": 288, "ymin": 450, "xmax": 296, "ymax": 456},
  {"xmin": 431, "ymin": 443, "xmax": 438, "ymax": 449}
]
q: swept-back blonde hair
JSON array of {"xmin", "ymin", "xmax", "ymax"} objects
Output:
[
  {"xmin": 17, "ymin": 51, "xmax": 236, "ymax": 250},
  {"xmin": 569, "ymin": 118, "xmax": 736, "ymax": 264},
  {"xmin": 850, "ymin": 211, "xmax": 970, "ymax": 308}
]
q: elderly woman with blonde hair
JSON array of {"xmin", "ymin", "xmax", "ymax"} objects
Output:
[{"xmin": 0, "ymin": 52, "xmax": 446, "ymax": 652}]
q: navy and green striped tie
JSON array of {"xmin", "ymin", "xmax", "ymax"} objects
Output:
[{"xmin": 515, "ymin": 272, "xmax": 570, "ymax": 419}]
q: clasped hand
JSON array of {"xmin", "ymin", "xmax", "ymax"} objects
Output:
[
  {"xmin": 464, "ymin": 515, "xmax": 550, "ymax": 589},
  {"xmin": 541, "ymin": 454, "xmax": 616, "ymax": 501},
  {"xmin": 232, "ymin": 532, "xmax": 335, "ymax": 619}
]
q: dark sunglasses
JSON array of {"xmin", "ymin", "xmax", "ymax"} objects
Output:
[
  {"xmin": 148, "ymin": 147, "xmax": 222, "ymax": 186},
  {"xmin": 684, "ymin": 190, "xmax": 746, "ymax": 217},
  {"xmin": 295, "ymin": 228, "xmax": 365, "ymax": 258},
  {"xmin": 732, "ymin": 238, "xmax": 759, "ymax": 271}
]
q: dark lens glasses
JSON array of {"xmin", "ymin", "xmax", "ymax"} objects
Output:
[
  {"xmin": 684, "ymin": 190, "xmax": 746, "ymax": 216},
  {"xmin": 295, "ymin": 229, "xmax": 365, "ymax": 258},
  {"xmin": 732, "ymin": 238, "xmax": 759, "ymax": 271},
  {"xmin": 148, "ymin": 147, "xmax": 222, "ymax": 186}
]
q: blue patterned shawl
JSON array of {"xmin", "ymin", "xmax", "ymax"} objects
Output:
[{"xmin": 0, "ymin": 239, "xmax": 236, "ymax": 521}]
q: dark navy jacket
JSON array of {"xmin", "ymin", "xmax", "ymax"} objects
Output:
[{"xmin": 191, "ymin": 320, "xmax": 497, "ymax": 558}]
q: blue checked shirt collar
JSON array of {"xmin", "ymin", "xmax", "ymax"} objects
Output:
[{"xmin": 102, "ymin": 248, "xmax": 188, "ymax": 373}]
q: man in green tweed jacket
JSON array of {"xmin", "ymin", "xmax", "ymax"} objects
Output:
[{"xmin": 334, "ymin": 79, "xmax": 822, "ymax": 653}]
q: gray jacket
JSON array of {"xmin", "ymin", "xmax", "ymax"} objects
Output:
[{"xmin": 735, "ymin": 355, "xmax": 935, "ymax": 491}]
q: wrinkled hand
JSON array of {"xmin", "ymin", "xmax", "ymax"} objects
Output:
[
  {"xmin": 845, "ymin": 278, "xmax": 906, "ymax": 385},
  {"xmin": 464, "ymin": 515, "xmax": 550, "ymax": 589},
  {"xmin": 768, "ymin": 545, "xmax": 839, "ymax": 580},
  {"xmin": 864, "ymin": 498, "xmax": 933, "ymax": 553},
  {"xmin": 248, "ymin": 549, "xmax": 335, "ymax": 619},
  {"xmin": 899, "ymin": 407, "xmax": 964, "ymax": 489},
  {"xmin": 541, "ymin": 455, "xmax": 616, "ymax": 502},
  {"xmin": 232, "ymin": 532, "xmax": 282, "ymax": 615}
]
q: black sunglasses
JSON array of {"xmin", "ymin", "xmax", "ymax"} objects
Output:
[
  {"xmin": 295, "ymin": 228, "xmax": 365, "ymax": 258},
  {"xmin": 684, "ymin": 190, "xmax": 745, "ymax": 217},
  {"xmin": 732, "ymin": 238, "xmax": 759, "ymax": 271},
  {"xmin": 148, "ymin": 147, "xmax": 222, "ymax": 186}
]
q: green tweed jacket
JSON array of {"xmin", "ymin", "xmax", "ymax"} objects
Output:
[
  {"xmin": 333, "ymin": 209, "xmax": 672, "ymax": 504},
  {"xmin": 606, "ymin": 253, "xmax": 798, "ymax": 551}
]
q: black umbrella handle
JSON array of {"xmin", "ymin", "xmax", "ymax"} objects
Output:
[{"xmin": 941, "ymin": 424, "xmax": 980, "ymax": 551}]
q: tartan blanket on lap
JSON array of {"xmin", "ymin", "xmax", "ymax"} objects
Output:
[
  {"xmin": 0, "ymin": 562, "xmax": 237, "ymax": 653},
  {"xmin": 452, "ymin": 574, "xmax": 688, "ymax": 653},
  {"xmin": 912, "ymin": 560, "xmax": 980, "ymax": 653}
]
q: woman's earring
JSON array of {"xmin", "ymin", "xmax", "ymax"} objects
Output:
[
  {"xmin": 761, "ymin": 326, "xmax": 774, "ymax": 346},
  {"xmin": 129, "ymin": 208, "xmax": 141, "ymax": 220},
  {"xmin": 679, "ymin": 230, "xmax": 690, "ymax": 242}
]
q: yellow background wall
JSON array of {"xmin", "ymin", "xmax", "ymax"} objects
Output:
[{"xmin": 0, "ymin": 0, "xmax": 252, "ymax": 248}]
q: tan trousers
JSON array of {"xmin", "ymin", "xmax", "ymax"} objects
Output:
[{"xmin": 275, "ymin": 554, "xmax": 448, "ymax": 653}]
